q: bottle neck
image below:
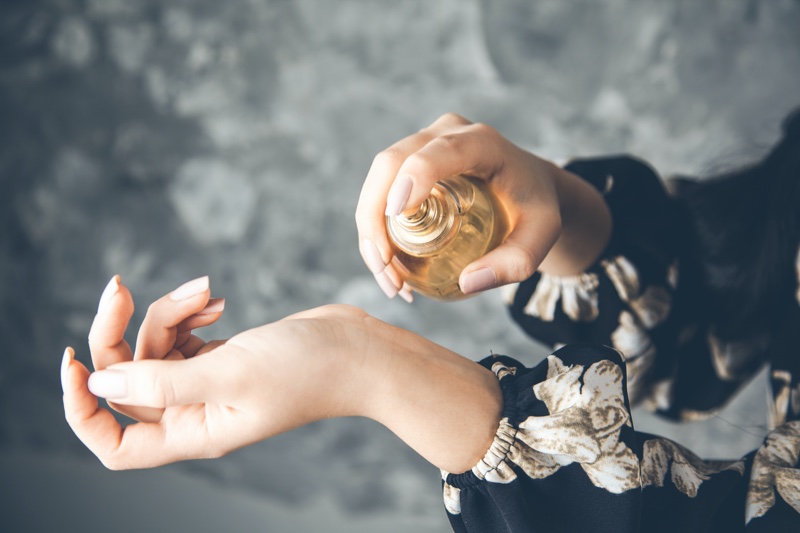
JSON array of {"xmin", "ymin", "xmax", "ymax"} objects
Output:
[{"xmin": 387, "ymin": 177, "xmax": 474, "ymax": 256}]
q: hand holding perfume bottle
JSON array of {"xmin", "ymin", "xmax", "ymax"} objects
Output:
[{"xmin": 356, "ymin": 113, "xmax": 613, "ymax": 301}]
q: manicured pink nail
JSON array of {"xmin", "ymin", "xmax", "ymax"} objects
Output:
[
  {"xmin": 460, "ymin": 268, "xmax": 497, "ymax": 295},
  {"xmin": 170, "ymin": 276, "xmax": 209, "ymax": 301},
  {"xmin": 197, "ymin": 298, "xmax": 226, "ymax": 315},
  {"xmin": 61, "ymin": 347, "xmax": 73, "ymax": 393},
  {"xmin": 385, "ymin": 175, "xmax": 413, "ymax": 216},
  {"xmin": 375, "ymin": 271, "xmax": 399, "ymax": 298},
  {"xmin": 399, "ymin": 285, "xmax": 414, "ymax": 303},
  {"xmin": 88, "ymin": 369, "xmax": 128, "ymax": 400},
  {"xmin": 97, "ymin": 275, "xmax": 120, "ymax": 313},
  {"xmin": 361, "ymin": 239, "xmax": 387, "ymax": 274}
]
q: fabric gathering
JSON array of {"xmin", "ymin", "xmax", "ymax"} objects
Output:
[{"xmin": 442, "ymin": 156, "xmax": 800, "ymax": 532}]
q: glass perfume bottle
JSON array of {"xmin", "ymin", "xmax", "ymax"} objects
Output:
[{"xmin": 387, "ymin": 175, "xmax": 509, "ymax": 301}]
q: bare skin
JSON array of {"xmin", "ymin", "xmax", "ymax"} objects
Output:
[
  {"xmin": 355, "ymin": 112, "xmax": 612, "ymax": 298},
  {"xmin": 62, "ymin": 276, "xmax": 502, "ymax": 474},
  {"xmin": 63, "ymin": 116, "xmax": 611, "ymax": 476}
]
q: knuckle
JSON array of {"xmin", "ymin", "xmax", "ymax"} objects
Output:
[
  {"xmin": 507, "ymin": 245, "xmax": 538, "ymax": 281},
  {"xmin": 100, "ymin": 453, "xmax": 125, "ymax": 471},
  {"xmin": 431, "ymin": 133, "xmax": 462, "ymax": 152},
  {"xmin": 63, "ymin": 408, "xmax": 77, "ymax": 427},
  {"xmin": 147, "ymin": 301, "xmax": 158, "ymax": 314},
  {"xmin": 405, "ymin": 151, "xmax": 435, "ymax": 176},
  {"xmin": 372, "ymin": 147, "xmax": 403, "ymax": 169},
  {"xmin": 469, "ymin": 122, "xmax": 499, "ymax": 138},
  {"xmin": 144, "ymin": 302, "xmax": 160, "ymax": 322},
  {"xmin": 354, "ymin": 204, "xmax": 373, "ymax": 232},
  {"xmin": 87, "ymin": 328, "xmax": 101, "ymax": 347},
  {"xmin": 152, "ymin": 373, "xmax": 178, "ymax": 407},
  {"xmin": 205, "ymin": 443, "xmax": 225, "ymax": 459},
  {"xmin": 438, "ymin": 112, "xmax": 470, "ymax": 126}
]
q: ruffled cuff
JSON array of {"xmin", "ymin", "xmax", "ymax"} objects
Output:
[
  {"xmin": 440, "ymin": 347, "xmax": 800, "ymax": 532},
  {"xmin": 442, "ymin": 344, "xmax": 643, "ymax": 532}
]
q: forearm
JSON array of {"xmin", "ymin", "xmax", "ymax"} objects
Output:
[
  {"xmin": 536, "ymin": 159, "xmax": 612, "ymax": 276},
  {"xmin": 353, "ymin": 317, "xmax": 503, "ymax": 474}
]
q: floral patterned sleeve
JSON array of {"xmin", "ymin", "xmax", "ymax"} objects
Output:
[
  {"xmin": 503, "ymin": 155, "xmax": 776, "ymax": 421},
  {"xmin": 504, "ymin": 156, "xmax": 684, "ymax": 413},
  {"xmin": 441, "ymin": 344, "xmax": 800, "ymax": 532}
]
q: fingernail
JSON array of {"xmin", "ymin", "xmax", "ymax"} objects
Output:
[
  {"xmin": 361, "ymin": 239, "xmax": 386, "ymax": 274},
  {"xmin": 197, "ymin": 297, "xmax": 225, "ymax": 315},
  {"xmin": 460, "ymin": 268, "xmax": 497, "ymax": 295},
  {"xmin": 98, "ymin": 275, "xmax": 120, "ymax": 313},
  {"xmin": 399, "ymin": 285, "xmax": 414, "ymax": 304},
  {"xmin": 385, "ymin": 175, "xmax": 413, "ymax": 216},
  {"xmin": 374, "ymin": 271, "xmax": 398, "ymax": 298},
  {"xmin": 61, "ymin": 347, "xmax": 73, "ymax": 393},
  {"xmin": 88, "ymin": 369, "xmax": 128, "ymax": 400},
  {"xmin": 170, "ymin": 276, "xmax": 210, "ymax": 301}
]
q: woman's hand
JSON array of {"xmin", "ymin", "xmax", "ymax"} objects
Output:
[
  {"xmin": 355, "ymin": 113, "xmax": 612, "ymax": 298},
  {"xmin": 62, "ymin": 277, "xmax": 378, "ymax": 470},
  {"xmin": 62, "ymin": 277, "xmax": 502, "ymax": 474},
  {"xmin": 86, "ymin": 275, "xmax": 226, "ymax": 424}
]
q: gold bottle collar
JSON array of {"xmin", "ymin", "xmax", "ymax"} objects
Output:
[
  {"xmin": 388, "ymin": 187, "xmax": 457, "ymax": 255},
  {"xmin": 387, "ymin": 176, "xmax": 478, "ymax": 256}
]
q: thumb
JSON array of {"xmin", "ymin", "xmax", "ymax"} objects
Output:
[
  {"xmin": 87, "ymin": 356, "xmax": 221, "ymax": 408},
  {"xmin": 459, "ymin": 208, "xmax": 561, "ymax": 294}
]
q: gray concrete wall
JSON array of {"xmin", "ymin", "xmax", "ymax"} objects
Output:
[{"xmin": 1, "ymin": 1, "xmax": 799, "ymax": 531}]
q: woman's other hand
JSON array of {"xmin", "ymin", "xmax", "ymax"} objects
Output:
[
  {"xmin": 355, "ymin": 113, "xmax": 612, "ymax": 299},
  {"xmin": 62, "ymin": 277, "xmax": 377, "ymax": 470},
  {"xmin": 86, "ymin": 275, "xmax": 226, "ymax": 424},
  {"xmin": 62, "ymin": 277, "xmax": 502, "ymax": 474}
]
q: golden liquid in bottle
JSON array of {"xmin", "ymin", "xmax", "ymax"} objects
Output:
[{"xmin": 387, "ymin": 175, "xmax": 509, "ymax": 301}]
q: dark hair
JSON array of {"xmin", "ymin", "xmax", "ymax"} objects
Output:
[{"xmin": 673, "ymin": 108, "xmax": 800, "ymax": 341}]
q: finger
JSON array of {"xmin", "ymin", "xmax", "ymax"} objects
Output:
[
  {"xmin": 170, "ymin": 298, "xmax": 224, "ymax": 355},
  {"xmin": 398, "ymin": 282, "xmax": 414, "ymax": 304},
  {"xmin": 104, "ymin": 401, "xmax": 162, "ymax": 423},
  {"xmin": 163, "ymin": 349, "xmax": 186, "ymax": 361},
  {"xmin": 356, "ymin": 133, "xmax": 435, "ymax": 276},
  {"xmin": 64, "ymin": 346, "xmax": 161, "ymax": 459},
  {"xmin": 425, "ymin": 111, "xmax": 473, "ymax": 129},
  {"xmin": 87, "ymin": 353, "xmax": 227, "ymax": 408},
  {"xmin": 134, "ymin": 276, "xmax": 212, "ymax": 361},
  {"xmin": 192, "ymin": 339, "xmax": 227, "ymax": 358},
  {"xmin": 87, "ymin": 278, "xmax": 166, "ymax": 422},
  {"xmin": 88, "ymin": 275, "xmax": 135, "ymax": 371},
  {"xmin": 355, "ymin": 114, "xmax": 475, "ymax": 294},
  {"xmin": 63, "ymin": 346, "xmax": 130, "ymax": 460},
  {"xmin": 373, "ymin": 261, "xmax": 404, "ymax": 299},
  {"xmin": 389, "ymin": 123, "xmax": 505, "ymax": 217},
  {"xmin": 383, "ymin": 262, "xmax": 404, "ymax": 289},
  {"xmin": 459, "ymin": 206, "xmax": 562, "ymax": 294},
  {"xmin": 176, "ymin": 298, "xmax": 225, "ymax": 332},
  {"xmin": 176, "ymin": 335, "xmax": 208, "ymax": 358},
  {"xmin": 62, "ymin": 348, "xmax": 219, "ymax": 469}
]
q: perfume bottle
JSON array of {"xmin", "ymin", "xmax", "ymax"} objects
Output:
[{"xmin": 387, "ymin": 175, "xmax": 509, "ymax": 301}]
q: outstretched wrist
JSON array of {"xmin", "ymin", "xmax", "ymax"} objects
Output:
[
  {"xmin": 356, "ymin": 319, "xmax": 503, "ymax": 474},
  {"xmin": 280, "ymin": 309, "xmax": 503, "ymax": 474}
]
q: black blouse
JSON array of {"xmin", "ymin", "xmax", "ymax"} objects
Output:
[{"xmin": 441, "ymin": 157, "xmax": 800, "ymax": 532}]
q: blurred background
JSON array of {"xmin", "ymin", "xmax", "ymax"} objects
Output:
[{"xmin": 1, "ymin": 0, "xmax": 799, "ymax": 531}]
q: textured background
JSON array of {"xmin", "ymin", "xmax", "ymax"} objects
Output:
[{"xmin": 1, "ymin": 0, "xmax": 799, "ymax": 531}]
